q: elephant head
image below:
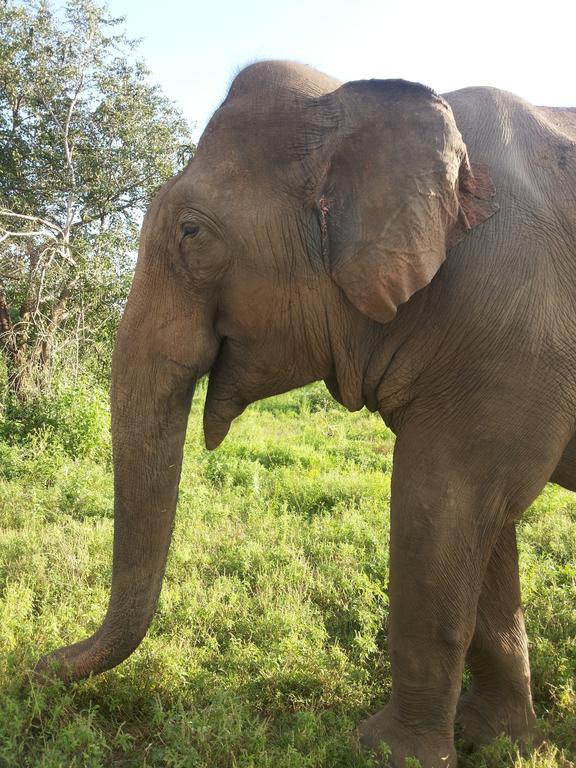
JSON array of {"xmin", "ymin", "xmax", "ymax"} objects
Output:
[{"xmin": 36, "ymin": 61, "xmax": 497, "ymax": 681}]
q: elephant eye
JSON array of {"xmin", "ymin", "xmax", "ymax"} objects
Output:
[{"xmin": 182, "ymin": 222, "xmax": 201, "ymax": 239}]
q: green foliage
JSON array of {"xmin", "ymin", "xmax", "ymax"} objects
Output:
[
  {"xmin": 0, "ymin": 378, "xmax": 110, "ymax": 461},
  {"xmin": 0, "ymin": 0, "xmax": 195, "ymax": 393},
  {"xmin": 0, "ymin": 382, "xmax": 574, "ymax": 766},
  {"xmin": 0, "ymin": 0, "xmax": 193, "ymax": 219}
]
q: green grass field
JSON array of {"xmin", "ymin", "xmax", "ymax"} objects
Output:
[{"xmin": 0, "ymin": 382, "xmax": 575, "ymax": 767}]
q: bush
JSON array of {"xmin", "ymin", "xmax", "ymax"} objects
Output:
[{"xmin": 0, "ymin": 379, "xmax": 111, "ymax": 462}]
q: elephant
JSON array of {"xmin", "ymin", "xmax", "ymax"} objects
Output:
[{"xmin": 34, "ymin": 61, "xmax": 576, "ymax": 768}]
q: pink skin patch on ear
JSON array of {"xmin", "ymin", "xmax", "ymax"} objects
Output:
[
  {"xmin": 318, "ymin": 196, "xmax": 330, "ymax": 263},
  {"xmin": 319, "ymin": 196, "xmax": 330, "ymax": 230}
]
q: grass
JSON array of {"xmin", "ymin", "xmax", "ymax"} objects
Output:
[{"xmin": 0, "ymin": 381, "xmax": 574, "ymax": 767}]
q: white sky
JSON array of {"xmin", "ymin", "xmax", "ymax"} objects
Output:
[{"xmin": 103, "ymin": 0, "xmax": 575, "ymax": 140}]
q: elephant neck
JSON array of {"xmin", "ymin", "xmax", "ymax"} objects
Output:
[
  {"xmin": 326, "ymin": 296, "xmax": 435, "ymax": 431},
  {"xmin": 322, "ymin": 297, "xmax": 370, "ymax": 412},
  {"xmin": 364, "ymin": 301, "xmax": 442, "ymax": 430}
]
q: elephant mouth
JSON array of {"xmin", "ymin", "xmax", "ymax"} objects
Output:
[
  {"xmin": 203, "ymin": 393, "xmax": 234, "ymax": 449},
  {"xmin": 201, "ymin": 337, "xmax": 317, "ymax": 449},
  {"xmin": 202, "ymin": 349, "xmax": 247, "ymax": 450}
]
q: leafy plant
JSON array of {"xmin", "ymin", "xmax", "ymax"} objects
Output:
[
  {"xmin": 0, "ymin": 383, "xmax": 574, "ymax": 766},
  {"xmin": 0, "ymin": 0, "xmax": 195, "ymax": 397}
]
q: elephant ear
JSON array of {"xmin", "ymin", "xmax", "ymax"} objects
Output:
[{"xmin": 316, "ymin": 80, "xmax": 498, "ymax": 324}]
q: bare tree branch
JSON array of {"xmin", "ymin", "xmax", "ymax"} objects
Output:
[
  {"xmin": 0, "ymin": 209, "xmax": 63, "ymax": 236},
  {"xmin": 0, "ymin": 229, "xmax": 58, "ymax": 244}
]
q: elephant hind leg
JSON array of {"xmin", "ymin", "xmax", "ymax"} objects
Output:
[
  {"xmin": 457, "ymin": 523, "xmax": 537, "ymax": 748},
  {"xmin": 550, "ymin": 434, "xmax": 576, "ymax": 491}
]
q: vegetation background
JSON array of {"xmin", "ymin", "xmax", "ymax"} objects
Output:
[{"xmin": 0, "ymin": 2, "xmax": 574, "ymax": 767}]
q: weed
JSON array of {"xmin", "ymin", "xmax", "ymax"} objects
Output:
[{"xmin": 0, "ymin": 382, "xmax": 574, "ymax": 766}]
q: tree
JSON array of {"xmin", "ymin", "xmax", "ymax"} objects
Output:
[{"xmin": 0, "ymin": 0, "xmax": 194, "ymax": 397}]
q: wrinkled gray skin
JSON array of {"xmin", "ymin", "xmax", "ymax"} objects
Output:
[{"xmin": 35, "ymin": 62, "xmax": 576, "ymax": 767}]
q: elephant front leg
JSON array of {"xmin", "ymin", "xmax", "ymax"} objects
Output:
[
  {"xmin": 358, "ymin": 431, "xmax": 508, "ymax": 768},
  {"xmin": 457, "ymin": 523, "xmax": 537, "ymax": 747}
]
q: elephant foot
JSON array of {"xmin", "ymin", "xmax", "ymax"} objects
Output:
[
  {"xmin": 456, "ymin": 690, "xmax": 538, "ymax": 749},
  {"xmin": 357, "ymin": 705, "xmax": 457, "ymax": 768}
]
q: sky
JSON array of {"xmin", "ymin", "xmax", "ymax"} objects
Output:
[{"xmin": 101, "ymin": 0, "xmax": 575, "ymax": 140}]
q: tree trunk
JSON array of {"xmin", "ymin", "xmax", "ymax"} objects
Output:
[{"xmin": 36, "ymin": 276, "xmax": 79, "ymax": 386}]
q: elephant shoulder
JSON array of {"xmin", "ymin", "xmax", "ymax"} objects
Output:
[
  {"xmin": 442, "ymin": 87, "xmax": 541, "ymax": 147},
  {"xmin": 534, "ymin": 106, "xmax": 576, "ymax": 144},
  {"xmin": 443, "ymin": 87, "xmax": 576, "ymax": 197}
]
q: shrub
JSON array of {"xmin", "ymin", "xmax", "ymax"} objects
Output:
[{"xmin": 0, "ymin": 378, "xmax": 110, "ymax": 462}]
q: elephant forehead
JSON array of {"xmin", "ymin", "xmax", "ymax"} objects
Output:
[
  {"xmin": 197, "ymin": 76, "xmax": 341, "ymax": 171},
  {"xmin": 196, "ymin": 101, "xmax": 317, "ymax": 175},
  {"xmin": 226, "ymin": 60, "xmax": 342, "ymax": 102}
]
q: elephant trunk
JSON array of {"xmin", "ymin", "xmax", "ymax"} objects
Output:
[{"xmin": 34, "ymin": 305, "xmax": 204, "ymax": 682}]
